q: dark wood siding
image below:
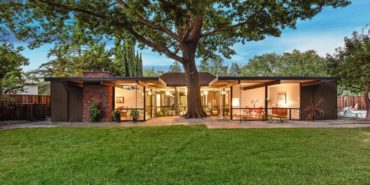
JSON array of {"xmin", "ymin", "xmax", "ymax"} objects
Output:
[
  {"xmin": 51, "ymin": 82, "xmax": 68, "ymax": 121},
  {"xmin": 68, "ymin": 86, "xmax": 83, "ymax": 122},
  {"xmin": 301, "ymin": 81, "xmax": 337, "ymax": 120}
]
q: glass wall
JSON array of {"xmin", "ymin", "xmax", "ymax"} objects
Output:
[
  {"xmin": 232, "ymin": 84, "xmax": 266, "ymax": 120},
  {"xmin": 219, "ymin": 88, "xmax": 231, "ymax": 119},
  {"xmin": 145, "ymin": 89, "xmax": 155, "ymax": 120},
  {"xmin": 114, "ymin": 84, "xmax": 144, "ymax": 121},
  {"xmin": 154, "ymin": 87, "xmax": 187, "ymax": 116},
  {"xmin": 200, "ymin": 88, "xmax": 219, "ymax": 116},
  {"xmin": 267, "ymin": 83, "xmax": 300, "ymax": 120}
]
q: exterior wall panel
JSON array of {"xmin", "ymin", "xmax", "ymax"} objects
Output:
[
  {"xmin": 68, "ymin": 86, "xmax": 83, "ymax": 122},
  {"xmin": 50, "ymin": 82, "xmax": 68, "ymax": 121},
  {"xmin": 300, "ymin": 81, "xmax": 337, "ymax": 120}
]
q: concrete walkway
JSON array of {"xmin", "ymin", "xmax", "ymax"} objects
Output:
[{"xmin": 1, "ymin": 117, "xmax": 370, "ymax": 131}]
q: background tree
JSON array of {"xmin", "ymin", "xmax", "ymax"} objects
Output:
[
  {"xmin": 0, "ymin": 43, "xmax": 29, "ymax": 101},
  {"xmin": 228, "ymin": 63, "xmax": 241, "ymax": 76},
  {"xmin": 241, "ymin": 50, "xmax": 328, "ymax": 76},
  {"xmin": 39, "ymin": 40, "xmax": 143, "ymax": 77},
  {"xmin": 199, "ymin": 57, "xmax": 228, "ymax": 76},
  {"xmin": 241, "ymin": 53, "xmax": 280, "ymax": 76},
  {"xmin": 2, "ymin": 0, "xmax": 350, "ymax": 118},
  {"xmin": 327, "ymin": 29, "xmax": 370, "ymax": 120},
  {"xmin": 111, "ymin": 39, "xmax": 143, "ymax": 77},
  {"xmin": 143, "ymin": 67, "xmax": 164, "ymax": 77},
  {"xmin": 169, "ymin": 61, "xmax": 182, "ymax": 72}
]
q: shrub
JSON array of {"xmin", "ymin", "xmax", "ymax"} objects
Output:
[
  {"xmin": 88, "ymin": 100, "xmax": 101, "ymax": 122},
  {"xmin": 112, "ymin": 109, "xmax": 121, "ymax": 123},
  {"xmin": 304, "ymin": 98, "xmax": 325, "ymax": 121},
  {"xmin": 130, "ymin": 109, "xmax": 139, "ymax": 122}
]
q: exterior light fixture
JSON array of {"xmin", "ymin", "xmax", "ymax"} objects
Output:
[{"xmin": 232, "ymin": 98, "xmax": 240, "ymax": 107}]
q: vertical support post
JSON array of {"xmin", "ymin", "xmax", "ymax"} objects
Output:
[
  {"xmin": 143, "ymin": 86, "xmax": 146, "ymax": 121},
  {"xmin": 112, "ymin": 86, "xmax": 115, "ymax": 111},
  {"xmin": 264, "ymin": 84, "xmax": 268, "ymax": 121},
  {"xmin": 335, "ymin": 81, "xmax": 338, "ymax": 120},
  {"xmin": 230, "ymin": 86, "xmax": 233, "ymax": 120},
  {"xmin": 239, "ymin": 80, "xmax": 241, "ymax": 122},
  {"xmin": 150, "ymin": 90, "xmax": 153, "ymax": 119},
  {"xmin": 299, "ymin": 83, "xmax": 302, "ymax": 120},
  {"xmin": 289, "ymin": 108, "xmax": 292, "ymax": 120}
]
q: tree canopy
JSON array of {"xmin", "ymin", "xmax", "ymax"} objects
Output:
[
  {"xmin": 241, "ymin": 50, "xmax": 328, "ymax": 76},
  {"xmin": 198, "ymin": 57, "xmax": 228, "ymax": 76},
  {"xmin": 228, "ymin": 63, "xmax": 241, "ymax": 76},
  {"xmin": 1, "ymin": 0, "xmax": 349, "ymax": 63},
  {"xmin": 38, "ymin": 40, "xmax": 143, "ymax": 77},
  {"xmin": 169, "ymin": 61, "xmax": 182, "ymax": 72},
  {"xmin": 0, "ymin": 43, "xmax": 29, "ymax": 99},
  {"xmin": 327, "ymin": 29, "xmax": 370, "ymax": 120}
]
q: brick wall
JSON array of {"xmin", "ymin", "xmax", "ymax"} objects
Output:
[{"xmin": 82, "ymin": 83, "xmax": 113, "ymax": 122}]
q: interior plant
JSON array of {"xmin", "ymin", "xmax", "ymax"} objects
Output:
[
  {"xmin": 88, "ymin": 100, "xmax": 101, "ymax": 123},
  {"xmin": 304, "ymin": 98, "xmax": 325, "ymax": 121},
  {"xmin": 130, "ymin": 109, "xmax": 139, "ymax": 123},
  {"xmin": 112, "ymin": 109, "xmax": 121, "ymax": 123}
]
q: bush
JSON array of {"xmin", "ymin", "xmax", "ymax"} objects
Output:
[
  {"xmin": 130, "ymin": 109, "xmax": 139, "ymax": 122},
  {"xmin": 304, "ymin": 98, "xmax": 325, "ymax": 121},
  {"xmin": 88, "ymin": 100, "xmax": 101, "ymax": 122},
  {"xmin": 112, "ymin": 109, "xmax": 121, "ymax": 123}
]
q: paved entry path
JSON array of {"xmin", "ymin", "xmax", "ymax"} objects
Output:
[{"xmin": 1, "ymin": 117, "xmax": 370, "ymax": 130}]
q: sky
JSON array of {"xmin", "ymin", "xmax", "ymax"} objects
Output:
[{"xmin": 14, "ymin": 0, "xmax": 370, "ymax": 72}]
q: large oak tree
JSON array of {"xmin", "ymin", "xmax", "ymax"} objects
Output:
[
  {"xmin": 1, "ymin": 0, "xmax": 349, "ymax": 118},
  {"xmin": 327, "ymin": 29, "xmax": 370, "ymax": 120}
]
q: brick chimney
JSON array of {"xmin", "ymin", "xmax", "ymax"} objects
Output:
[
  {"xmin": 83, "ymin": 71, "xmax": 113, "ymax": 78},
  {"xmin": 82, "ymin": 70, "xmax": 113, "ymax": 122}
]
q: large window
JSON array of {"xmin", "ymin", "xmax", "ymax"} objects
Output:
[
  {"xmin": 114, "ymin": 85, "xmax": 144, "ymax": 121},
  {"xmin": 267, "ymin": 83, "xmax": 300, "ymax": 120}
]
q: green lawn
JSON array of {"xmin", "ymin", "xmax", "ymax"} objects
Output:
[{"xmin": 1, "ymin": 126, "xmax": 370, "ymax": 184}]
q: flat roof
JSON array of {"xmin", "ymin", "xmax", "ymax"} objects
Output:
[
  {"xmin": 45, "ymin": 73, "xmax": 339, "ymax": 88},
  {"xmin": 44, "ymin": 76, "xmax": 160, "ymax": 82},
  {"xmin": 215, "ymin": 76, "xmax": 339, "ymax": 81}
]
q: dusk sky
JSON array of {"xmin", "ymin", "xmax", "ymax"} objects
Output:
[{"xmin": 14, "ymin": 0, "xmax": 370, "ymax": 71}]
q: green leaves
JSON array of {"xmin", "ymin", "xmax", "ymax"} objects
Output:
[
  {"xmin": 241, "ymin": 50, "xmax": 328, "ymax": 77},
  {"xmin": 1, "ymin": 0, "xmax": 350, "ymax": 63},
  {"xmin": 0, "ymin": 43, "xmax": 29, "ymax": 97},
  {"xmin": 169, "ymin": 61, "xmax": 182, "ymax": 72},
  {"xmin": 327, "ymin": 29, "xmax": 370, "ymax": 94}
]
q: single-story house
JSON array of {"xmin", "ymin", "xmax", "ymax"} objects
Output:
[{"xmin": 45, "ymin": 71, "xmax": 338, "ymax": 122}]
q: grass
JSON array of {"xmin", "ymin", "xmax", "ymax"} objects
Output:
[{"xmin": 1, "ymin": 126, "xmax": 370, "ymax": 184}]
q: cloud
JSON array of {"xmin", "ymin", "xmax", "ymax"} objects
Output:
[{"xmin": 278, "ymin": 32, "xmax": 347, "ymax": 56}]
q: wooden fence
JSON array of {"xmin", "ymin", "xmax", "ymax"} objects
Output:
[
  {"xmin": 10, "ymin": 95, "xmax": 50, "ymax": 104},
  {"xmin": 337, "ymin": 96, "xmax": 366, "ymax": 110},
  {"xmin": 0, "ymin": 95, "xmax": 50, "ymax": 121}
]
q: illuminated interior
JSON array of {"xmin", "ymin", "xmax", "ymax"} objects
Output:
[{"xmin": 114, "ymin": 81, "xmax": 301, "ymax": 121}]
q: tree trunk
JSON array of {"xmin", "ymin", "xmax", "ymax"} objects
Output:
[
  {"xmin": 365, "ymin": 84, "xmax": 370, "ymax": 120},
  {"xmin": 182, "ymin": 43, "xmax": 207, "ymax": 118}
]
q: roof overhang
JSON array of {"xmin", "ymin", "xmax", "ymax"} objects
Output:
[
  {"xmin": 45, "ymin": 77, "xmax": 166, "ymax": 88},
  {"xmin": 209, "ymin": 76, "xmax": 339, "ymax": 88}
]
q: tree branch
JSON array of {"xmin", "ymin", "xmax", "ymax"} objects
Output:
[
  {"xmin": 38, "ymin": 0, "xmax": 183, "ymax": 62},
  {"xmin": 115, "ymin": 0, "xmax": 180, "ymax": 42},
  {"xmin": 188, "ymin": 16, "xmax": 203, "ymax": 42},
  {"xmin": 125, "ymin": 27, "xmax": 183, "ymax": 62},
  {"xmin": 200, "ymin": 20, "xmax": 248, "ymax": 38}
]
